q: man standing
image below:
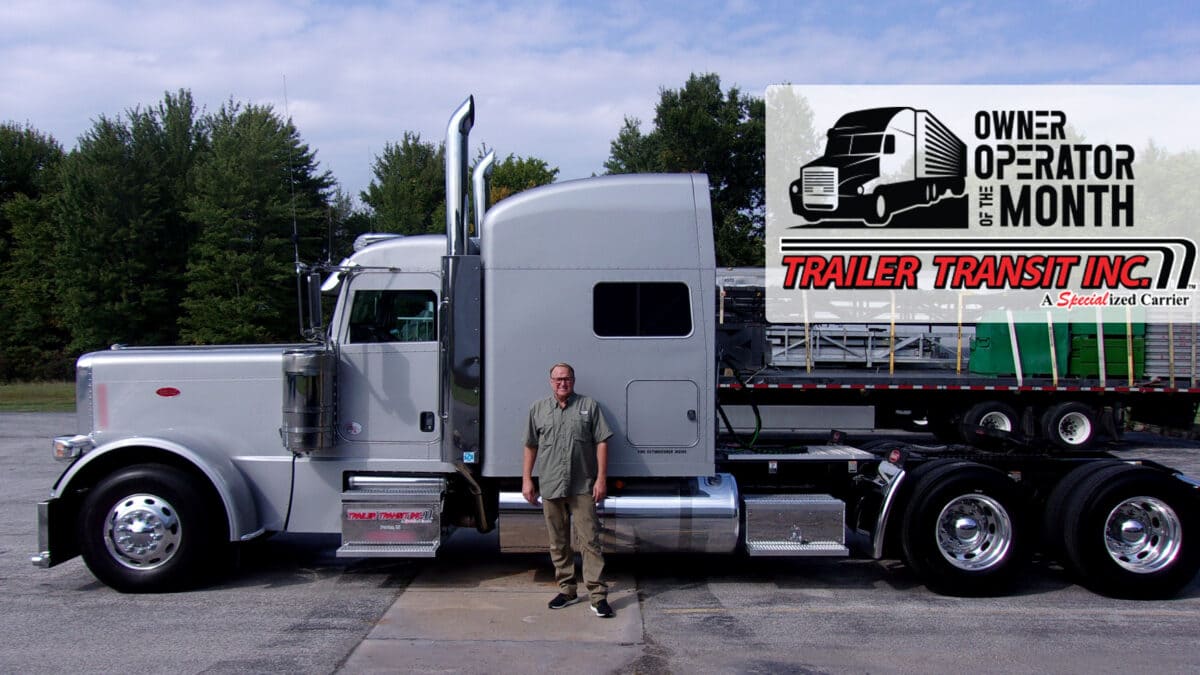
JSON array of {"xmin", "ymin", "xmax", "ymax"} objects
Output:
[{"xmin": 522, "ymin": 362, "xmax": 615, "ymax": 618}]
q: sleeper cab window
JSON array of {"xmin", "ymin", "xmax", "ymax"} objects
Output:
[
  {"xmin": 593, "ymin": 282, "xmax": 692, "ymax": 337},
  {"xmin": 347, "ymin": 290, "xmax": 437, "ymax": 343}
]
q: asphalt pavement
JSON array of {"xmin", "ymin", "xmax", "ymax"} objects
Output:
[{"xmin": 5, "ymin": 413, "xmax": 1200, "ymax": 674}]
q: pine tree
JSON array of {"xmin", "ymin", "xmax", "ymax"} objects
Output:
[
  {"xmin": 360, "ymin": 132, "xmax": 446, "ymax": 235},
  {"xmin": 605, "ymin": 73, "xmax": 767, "ymax": 267},
  {"xmin": 54, "ymin": 91, "xmax": 206, "ymax": 352},
  {"xmin": 179, "ymin": 102, "xmax": 333, "ymax": 344}
]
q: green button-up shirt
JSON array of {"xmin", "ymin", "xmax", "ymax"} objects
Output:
[{"xmin": 524, "ymin": 393, "xmax": 613, "ymax": 500}]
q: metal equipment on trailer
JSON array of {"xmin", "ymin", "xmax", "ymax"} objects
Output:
[{"xmin": 715, "ymin": 268, "xmax": 1200, "ymax": 451}]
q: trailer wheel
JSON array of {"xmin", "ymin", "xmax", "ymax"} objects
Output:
[
  {"xmin": 959, "ymin": 401, "xmax": 1019, "ymax": 443},
  {"xmin": 1062, "ymin": 464, "xmax": 1200, "ymax": 599},
  {"xmin": 900, "ymin": 462, "xmax": 1028, "ymax": 595},
  {"xmin": 1040, "ymin": 460, "xmax": 1123, "ymax": 565},
  {"xmin": 1042, "ymin": 402, "xmax": 1098, "ymax": 451},
  {"xmin": 79, "ymin": 464, "xmax": 226, "ymax": 592}
]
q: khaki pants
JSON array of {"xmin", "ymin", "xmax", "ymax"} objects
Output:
[{"xmin": 542, "ymin": 493, "xmax": 607, "ymax": 603}]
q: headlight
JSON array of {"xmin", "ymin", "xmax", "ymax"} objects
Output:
[{"xmin": 53, "ymin": 434, "xmax": 93, "ymax": 462}]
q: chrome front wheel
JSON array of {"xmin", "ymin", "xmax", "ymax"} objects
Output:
[
  {"xmin": 103, "ymin": 493, "xmax": 182, "ymax": 570},
  {"xmin": 80, "ymin": 464, "xmax": 226, "ymax": 592}
]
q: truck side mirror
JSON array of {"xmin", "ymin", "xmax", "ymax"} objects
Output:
[{"xmin": 884, "ymin": 135, "xmax": 896, "ymax": 154}]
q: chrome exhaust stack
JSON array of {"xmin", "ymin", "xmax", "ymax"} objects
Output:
[
  {"xmin": 472, "ymin": 150, "xmax": 495, "ymax": 233},
  {"xmin": 440, "ymin": 96, "xmax": 488, "ymax": 531},
  {"xmin": 445, "ymin": 96, "xmax": 475, "ymax": 256}
]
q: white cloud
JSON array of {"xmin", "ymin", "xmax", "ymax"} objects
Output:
[{"xmin": 2, "ymin": 0, "xmax": 1196, "ymax": 202}]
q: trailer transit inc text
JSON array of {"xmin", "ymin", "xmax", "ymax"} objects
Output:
[{"xmin": 779, "ymin": 253, "xmax": 1150, "ymax": 290}]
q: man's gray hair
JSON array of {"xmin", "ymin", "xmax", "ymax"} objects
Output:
[{"xmin": 549, "ymin": 362, "xmax": 575, "ymax": 378}]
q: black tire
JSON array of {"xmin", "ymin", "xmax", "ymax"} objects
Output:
[
  {"xmin": 959, "ymin": 401, "xmax": 1019, "ymax": 444},
  {"xmin": 880, "ymin": 459, "xmax": 973, "ymax": 559},
  {"xmin": 900, "ymin": 462, "xmax": 1029, "ymax": 596},
  {"xmin": 1061, "ymin": 464, "xmax": 1200, "ymax": 599},
  {"xmin": 865, "ymin": 193, "xmax": 889, "ymax": 225},
  {"xmin": 1042, "ymin": 401, "xmax": 1098, "ymax": 451},
  {"xmin": 1040, "ymin": 460, "xmax": 1124, "ymax": 566},
  {"xmin": 79, "ymin": 464, "xmax": 227, "ymax": 593}
]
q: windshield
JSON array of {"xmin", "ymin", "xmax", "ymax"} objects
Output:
[{"xmin": 825, "ymin": 133, "xmax": 884, "ymax": 157}]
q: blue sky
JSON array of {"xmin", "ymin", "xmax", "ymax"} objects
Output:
[{"xmin": 3, "ymin": 0, "xmax": 1197, "ymax": 201}]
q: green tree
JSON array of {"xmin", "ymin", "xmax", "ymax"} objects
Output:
[
  {"xmin": 54, "ymin": 90, "xmax": 206, "ymax": 352},
  {"xmin": 0, "ymin": 122, "xmax": 66, "ymax": 379},
  {"xmin": 605, "ymin": 73, "xmax": 766, "ymax": 266},
  {"xmin": 0, "ymin": 122, "xmax": 64, "ymax": 266},
  {"xmin": 326, "ymin": 187, "xmax": 374, "ymax": 260},
  {"xmin": 1, "ymin": 194, "xmax": 73, "ymax": 379},
  {"xmin": 179, "ymin": 101, "xmax": 333, "ymax": 344},
  {"xmin": 361, "ymin": 132, "xmax": 446, "ymax": 235},
  {"xmin": 486, "ymin": 150, "xmax": 559, "ymax": 204}
]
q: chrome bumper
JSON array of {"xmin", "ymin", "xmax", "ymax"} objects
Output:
[
  {"xmin": 31, "ymin": 501, "xmax": 52, "ymax": 568},
  {"xmin": 31, "ymin": 498, "xmax": 77, "ymax": 568}
]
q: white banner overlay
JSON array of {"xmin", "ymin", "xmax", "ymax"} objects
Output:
[{"xmin": 765, "ymin": 85, "xmax": 1200, "ymax": 324}]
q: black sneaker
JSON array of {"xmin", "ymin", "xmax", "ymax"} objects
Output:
[
  {"xmin": 591, "ymin": 599, "xmax": 615, "ymax": 618},
  {"xmin": 548, "ymin": 592, "xmax": 580, "ymax": 609}
]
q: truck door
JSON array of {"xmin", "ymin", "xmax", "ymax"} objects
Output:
[{"xmin": 336, "ymin": 271, "xmax": 441, "ymax": 451}]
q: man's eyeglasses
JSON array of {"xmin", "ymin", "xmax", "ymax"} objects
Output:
[{"xmin": 551, "ymin": 377, "xmax": 575, "ymax": 383}]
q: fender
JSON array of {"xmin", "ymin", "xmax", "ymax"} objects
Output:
[{"xmin": 53, "ymin": 433, "xmax": 266, "ymax": 542}]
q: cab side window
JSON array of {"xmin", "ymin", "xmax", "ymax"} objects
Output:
[
  {"xmin": 593, "ymin": 282, "xmax": 692, "ymax": 337},
  {"xmin": 347, "ymin": 290, "xmax": 437, "ymax": 343}
]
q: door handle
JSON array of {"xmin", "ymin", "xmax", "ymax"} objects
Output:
[
  {"xmin": 687, "ymin": 409, "xmax": 696, "ymax": 421},
  {"xmin": 420, "ymin": 411, "xmax": 436, "ymax": 432}
]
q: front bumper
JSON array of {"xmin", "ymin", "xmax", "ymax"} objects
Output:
[{"xmin": 31, "ymin": 498, "xmax": 78, "ymax": 568}]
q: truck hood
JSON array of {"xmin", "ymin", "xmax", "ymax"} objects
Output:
[{"xmin": 78, "ymin": 344, "xmax": 304, "ymax": 445}]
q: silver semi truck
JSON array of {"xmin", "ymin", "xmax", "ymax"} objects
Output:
[
  {"xmin": 789, "ymin": 107, "xmax": 967, "ymax": 225},
  {"xmin": 33, "ymin": 98, "xmax": 1200, "ymax": 599}
]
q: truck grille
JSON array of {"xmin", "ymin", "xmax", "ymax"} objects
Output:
[{"xmin": 802, "ymin": 167, "xmax": 837, "ymax": 210}]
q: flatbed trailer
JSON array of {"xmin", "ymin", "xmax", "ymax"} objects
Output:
[{"xmin": 715, "ymin": 270, "xmax": 1200, "ymax": 449}]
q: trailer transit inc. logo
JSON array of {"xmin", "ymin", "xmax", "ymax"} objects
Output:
[{"xmin": 764, "ymin": 85, "xmax": 1199, "ymax": 324}]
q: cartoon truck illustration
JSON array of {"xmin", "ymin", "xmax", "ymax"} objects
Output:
[{"xmin": 790, "ymin": 107, "xmax": 966, "ymax": 226}]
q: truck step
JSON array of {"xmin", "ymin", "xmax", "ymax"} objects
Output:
[
  {"xmin": 745, "ymin": 541, "xmax": 848, "ymax": 557},
  {"xmin": 339, "ymin": 476, "xmax": 446, "ymax": 556},
  {"xmin": 335, "ymin": 543, "xmax": 439, "ymax": 558}
]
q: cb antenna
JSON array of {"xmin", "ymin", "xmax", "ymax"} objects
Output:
[
  {"xmin": 283, "ymin": 76, "xmax": 321, "ymax": 342},
  {"xmin": 283, "ymin": 75, "xmax": 301, "ymax": 272}
]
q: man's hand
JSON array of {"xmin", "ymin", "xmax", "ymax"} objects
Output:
[
  {"xmin": 521, "ymin": 446, "xmax": 539, "ymax": 505},
  {"xmin": 522, "ymin": 477, "xmax": 539, "ymax": 505},
  {"xmin": 592, "ymin": 478, "xmax": 607, "ymax": 504},
  {"xmin": 593, "ymin": 440, "xmax": 609, "ymax": 505}
]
